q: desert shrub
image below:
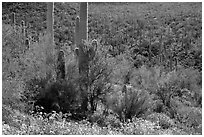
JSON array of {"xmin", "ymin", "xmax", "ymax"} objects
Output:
[
  {"xmin": 123, "ymin": 88, "xmax": 151, "ymax": 120},
  {"xmin": 174, "ymin": 67, "xmax": 202, "ymax": 106},
  {"xmin": 2, "ymin": 79, "xmax": 26, "ymax": 115},
  {"xmin": 105, "ymin": 86, "xmax": 151, "ymax": 121},
  {"xmin": 168, "ymin": 67, "xmax": 201, "ymax": 93},
  {"xmin": 2, "ymin": 24, "xmax": 27, "ymax": 80},
  {"xmin": 24, "ymin": 77, "xmax": 49, "ymax": 102},
  {"xmin": 2, "ymin": 24, "xmax": 27, "ymax": 58},
  {"xmin": 2, "ymin": 24, "xmax": 32, "ymax": 127},
  {"xmin": 2, "ymin": 104, "xmax": 32, "ymax": 131},
  {"xmin": 18, "ymin": 33, "xmax": 78, "ymax": 114},
  {"xmin": 55, "ymin": 80, "xmax": 80, "ymax": 113},
  {"xmin": 109, "ymin": 53, "xmax": 134, "ymax": 84},
  {"xmin": 79, "ymin": 40, "xmax": 114, "ymax": 113},
  {"xmin": 24, "ymin": 77, "xmax": 80, "ymax": 114},
  {"xmin": 22, "ymin": 35, "xmax": 56, "ymax": 81},
  {"xmin": 176, "ymin": 106, "xmax": 202, "ymax": 129},
  {"xmin": 2, "ymin": 105, "xmax": 16, "ymax": 127},
  {"xmin": 155, "ymin": 66, "xmax": 202, "ymax": 108},
  {"xmin": 129, "ymin": 65, "xmax": 163, "ymax": 91},
  {"xmin": 64, "ymin": 53, "xmax": 79, "ymax": 83},
  {"xmin": 130, "ymin": 65, "xmax": 201, "ymax": 114}
]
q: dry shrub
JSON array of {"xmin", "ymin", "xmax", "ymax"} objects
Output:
[{"xmin": 105, "ymin": 86, "xmax": 151, "ymax": 121}]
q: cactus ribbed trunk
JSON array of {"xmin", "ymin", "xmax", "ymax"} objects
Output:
[
  {"xmin": 175, "ymin": 57, "xmax": 178, "ymax": 71},
  {"xmin": 47, "ymin": 2, "xmax": 54, "ymax": 45},
  {"xmin": 57, "ymin": 50, "xmax": 65, "ymax": 80},
  {"xmin": 80, "ymin": 2, "xmax": 89, "ymax": 112},
  {"xmin": 21, "ymin": 20, "xmax": 25, "ymax": 37},
  {"xmin": 21, "ymin": 20, "xmax": 27, "ymax": 47},
  {"xmin": 46, "ymin": 2, "xmax": 54, "ymax": 79},
  {"xmin": 79, "ymin": 2, "xmax": 88, "ymax": 41},
  {"xmin": 11, "ymin": 12, "xmax": 16, "ymax": 30},
  {"xmin": 78, "ymin": 2, "xmax": 89, "ymax": 75},
  {"xmin": 159, "ymin": 35, "xmax": 162, "ymax": 65},
  {"xmin": 74, "ymin": 2, "xmax": 89, "ymax": 112},
  {"xmin": 169, "ymin": 54, "xmax": 173, "ymax": 71}
]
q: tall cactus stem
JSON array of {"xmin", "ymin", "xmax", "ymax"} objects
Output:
[
  {"xmin": 21, "ymin": 20, "xmax": 26, "ymax": 37},
  {"xmin": 46, "ymin": 2, "xmax": 54, "ymax": 79},
  {"xmin": 57, "ymin": 50, "xmax": 65, "ymax": 80},
  {"xmin": 11, "ymin": 12, "xmax": 16, "ymax": 30},
  {"xmin": 47, "ymin": 2, "xmax": 54, "ymax": 45},
  {"xmin": 21, "ymin": 20, "xmax": 27, "ymax": 46},
  {"xmin": 79, "ymin": 2, "xmax": 88, "ymax": 42},
  {"xmin": 74, "ymin": 2, "xmax": 89, "ymax": 112}
]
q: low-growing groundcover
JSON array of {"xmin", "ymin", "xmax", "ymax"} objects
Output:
[{"xmin": 2, "ymin": 110, "xmax": 198, "ymax": 135}]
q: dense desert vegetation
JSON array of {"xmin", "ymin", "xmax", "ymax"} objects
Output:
[{"xmin": 2, "ymin": 2, "xmax": 202, "ymax": 135}]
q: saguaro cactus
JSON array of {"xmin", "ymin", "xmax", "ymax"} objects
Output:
[
  {"xmin": 11, "ymin": 12, "xmax": 16, "ymax": 26},
  {"xmin": 76, "ymin": 3, "xmax": 89, "ymax": 75},
  {"xmin": 75, "ymin": 17, "xmax": 80, "ymax": 48},
  {"xmin": 79, "ymin": 2, "xmax": 88, "ymax": 41},
  {"xmin": 77, "ymin": 2, "xmax": 89, "ymax": 112},
  {"xmin": 21, "ymin": 20, "xmax": 26, "ymax": 36},
  {"xmin": 21, "ymin": 20, "xmax": 26, "ymax": 44},
  {"xmin": 21, "ymin": 20, "xmax": 29, "ymax": 48},
  {"xmin": 57, "ymin": 50, "xmax": 66, "ymax": 80},
  {"xmin": 47, "ymin": 2, "xmax": 54, "ymax": 43},
  {"xmin": 73, "ymin": 2, "xmax": 98, "ymax": 112},
  {"xmin": 46, "ymin": 2, "xmax": 54, "ymax": 79}
]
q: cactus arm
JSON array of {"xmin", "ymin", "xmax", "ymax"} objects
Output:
[{"xmin": 75, "ymin": 16, "xmax": 80, "ymax": 48}]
